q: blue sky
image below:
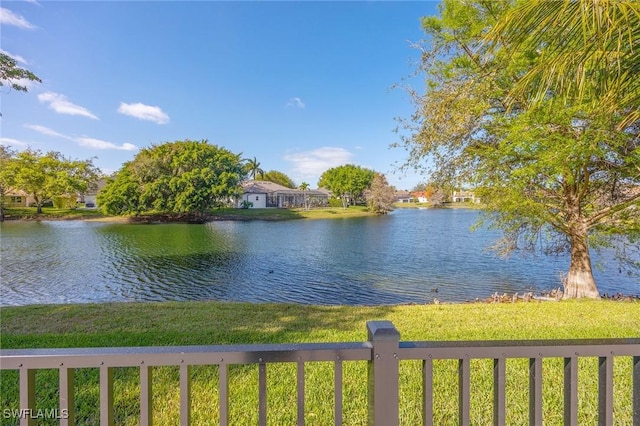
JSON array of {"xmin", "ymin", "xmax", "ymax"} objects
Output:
[{"xmin": 1, "ymin": 1, "xmax": 439, "ymax": 189}]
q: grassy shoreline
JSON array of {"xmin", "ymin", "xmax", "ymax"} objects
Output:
[
  {"xmin": 1, "ymin": 205, "xmax": 381, "ymax": 222},
  {"xmin": 1, "ymin": 300, "xmax": 638, "ymax": 425},
  {"xmin": 2, "ymin": 300, "xmax": 638, "ymax": 348},
  {"xmin": 2, "ymin": 300, "xmax": 638, "ymax": 349},
  {"xmin": 1, "ymin": 203, "xmax": 482, "ymax": 223}
]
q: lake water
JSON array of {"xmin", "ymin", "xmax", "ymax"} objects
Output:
[{"xmin": 0, "ymin": 209, "xmax": 637, "ymax": 306}]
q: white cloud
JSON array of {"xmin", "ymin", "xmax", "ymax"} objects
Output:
[
  {"xmin": 0, "ymin": 7, "xmax": 35, "ymax": 29},
  {"xmin": 38, "ymin": 92, "xmax": 98, "ymax": 120},
  {"xmin": 0, "ymin": 49, "xmax": 27, "ymax": 64},
  {"xmin": 0, "ymin": 137, "xmax": 28, "ymax": 147},
  {"xmin": 25, "ymin": 123, "xmax": 138, "ymax": 151},
  {"xmin": 76, "ymin": 137, "xmax": 137, "ymax": 151},
  {"xmin": 25, "ymin": 124, "xmax": 70, "ymax": 139},
  {"xmin": 284, "ymin": 146, "xmax": 354, "ymax": 183},
  {"xmin": 118, "ymin": 102, "xmax": 169, "ymax": 124},
  {"xmin": 286, "ymin": 97, "xmax": 305, "ymax": 109}
]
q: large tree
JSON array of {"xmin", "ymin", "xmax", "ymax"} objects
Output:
[
  {"xmin": 299, "ymin": 181, "xmax": 311, "ymax": 211},
  {"xmin": 398, "ymin": 0, "xmax": 639, "ymax": 298},
  {"xmin": 243, "ymin": 157, "xmax": 264, "ymax": 180},
  {"xmin": 0, "ymin": 146, "xmax": 16, "ymax": 220},
  {"xmin": 367, "ymin": 173, "xmax": 396, "ymax": 214},
  {"xmin": 99, "ymin": 140, "xmax": 245, "ymax": 216},
  {"xmin": 318, "ymin": 164, "xmax": 375, "ymax": 209},
  {"xmin": 258, "ymin": 170, "xmax": 296, "ymax": 188},
  {"xmin": 2, "ymin": 149, "xmax": 99, "ymax": 213}
]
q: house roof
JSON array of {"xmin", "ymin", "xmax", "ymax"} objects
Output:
[
  {"xmin": 242, "ymin": 180, "xmax": 292, "ymax": 194},
  {"xmin": 411, "ymin": 191, "xmax": 429, "ymax": 198},
  {"xmin": 85, "ymin": 178, "xmax": 109, "ymax": 196},
  {"xmin": 4, "ymin": 188, "xmax": 30, "ymax": 197},
  {"xmin": 453, "ymin": 190, "xmax": 475, "ymax": 197},
  {"xmin": 241, "ymin": 180, "xmax": 328, "ymax": 196}
]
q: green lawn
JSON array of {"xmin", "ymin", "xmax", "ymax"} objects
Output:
[
  {"xmin": 209, "ymin": 205, "xmax": 376, "ymax": 221},
  {"xmin": 2, "ymin": 205, "xmax": 377, "ymax": 222},
  {"xmin": 1, "ymin": 300, "xmax": 638, "ymax": 425}
]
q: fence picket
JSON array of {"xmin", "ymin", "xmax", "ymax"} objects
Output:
[
  {"xmin": 493, "ymin": 358, "xmax": 506, "ymax": 426},
  {"xmin": 334, "ymin": 359, "xmax": 343, "ymax": 426},
  {"xmin": 19, "ymin": 368, "xmax": 35, "ymax": 426},
  {"xmin": 99, "ymin": 366, "xmax": 114, "ymax": 426},
  {"xmin": 59, "ymin": 367, "xmax": 75, "ymax": 426},
  {"xmin": 140, "ymin": 366, "xmax": 152, "ymax": 426}
]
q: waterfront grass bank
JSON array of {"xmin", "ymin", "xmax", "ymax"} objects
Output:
[
  {"xmin": 1, "ymin": 300, "xmax": 638, "ymax": 424},
  {"xmin": 1, "ymin": 205, "xmax": 377, "ymax": 222}
]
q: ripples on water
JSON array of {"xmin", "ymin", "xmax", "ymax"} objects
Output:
[{"xmin": 0, "ymin": 209, "xmax": 637, "ymax": 306}]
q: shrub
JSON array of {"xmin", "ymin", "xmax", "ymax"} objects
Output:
[{"xmin": 328, "ymin": 198, "xmax": 343, "ymax": 208}]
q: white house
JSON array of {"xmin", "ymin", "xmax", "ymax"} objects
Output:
[
  {"xmin": 239, "ymin": 181, "xmax": 329, "ymax": 208},
  {"xmin": 79, "ymin": 178, "xmax": 108, "ymax": 207},
  {"xmin": 394, "ymin": 190, "xmax": 412, "ymax": 203},
  {"xmin": 452, "ymin": 190, "xmax": 480, "ymax": 203}
]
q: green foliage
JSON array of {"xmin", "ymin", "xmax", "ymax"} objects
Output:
[
  {"xmin": 399, "ymin": 0, "xmax": 640, "ymax": 297},
  {"xmin": 243, "ymin": 157, "xmax": 263, "ymax": 180},
  {"xmin": 99, "ymin": 140, "xmax": 245, "ymax": 216},
  {"xmin": 97, "ymin": 168, "xmax": 141, "ymax": 215},
  {"xmin": 318, "ymin": 164, "xmax": 375, "ymax": 209},
  {"xmin": 0, "ymin": 146, "xmax": 16, "ymax": 214},
  {"xmin": 490, "ymin": 0, "xmax": 640, "ymax": 129},
  {"xmin": 1, "ymin": 149, "xmax": 99, "ymax": 214},
  {"xmin": 298, "ymin": 181, "xmax": 311, "ymax": 210},
  {"xmin": 52, "ymin": 195, "xmax": 77, "ymax": 209},
  {"xmin": 258, "ymin": 170, "xmax": 296, "ymax": 188},
  {"xmin": 328, "ymin": 198, "xmax": 344, "ymax": 208},
  {"xmin": 0, "ymin": 53, "xmax": 41, "ymax": 93}
]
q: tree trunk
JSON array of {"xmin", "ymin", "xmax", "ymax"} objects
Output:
[{"xmin": 563, "ymin": 225, "xmax": 600, "ymax": 299}]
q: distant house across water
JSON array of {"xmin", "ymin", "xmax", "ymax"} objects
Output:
[
  {"xmin": 2, "ymin": 190, "xmax": 34, "ymax": 208},
  {"xmin": 79, "ymin": 178, "xmax": 108, "ymax": 207},
  {"xmin": 239, "ymin": 180, "xmax": 329, "ymax": 208},
  {"xmin": 452, "ymin": 190, "xmax": 480, "ymax": 203},
  {"xmin": 411, "ymin": 191, "xmax": 430, "ymax": 203},
  {"xmin": 394, "ymin": 190, "xmax": 412, "ymax": 203}
]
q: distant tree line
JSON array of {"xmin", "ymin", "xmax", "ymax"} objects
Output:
[
  {"xmin": 98, "ymin": 140, "xmax": 245, "ymax": 216},
  {"xmin": 0, "ymin": 146, "xmax": 100, "ymax": 216},
  {"xmin": 2, "ymin": 140, "xmax": 398, "ymax": 219}
]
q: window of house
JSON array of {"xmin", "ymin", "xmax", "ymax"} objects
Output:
[
  {"xmin": 256, "ymin": 196, "xmax": 259, "ymax": 201},
  {"xmin": 10, "ymin": 196, "xmax": 22, "ymax": 203}
]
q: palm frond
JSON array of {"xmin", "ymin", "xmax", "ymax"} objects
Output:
[{"xmin": 487, "ymin": 0, "xmax": 640, "ymax": 129}]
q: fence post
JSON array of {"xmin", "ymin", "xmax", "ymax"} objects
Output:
[{"xmin": 367, "ymin": 320, "xmax": 400, "ymax": 426}]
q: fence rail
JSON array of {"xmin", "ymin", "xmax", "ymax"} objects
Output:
[{"xmin": 1, "ymin": 320, "xmax": 639, "ymax": 426}]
